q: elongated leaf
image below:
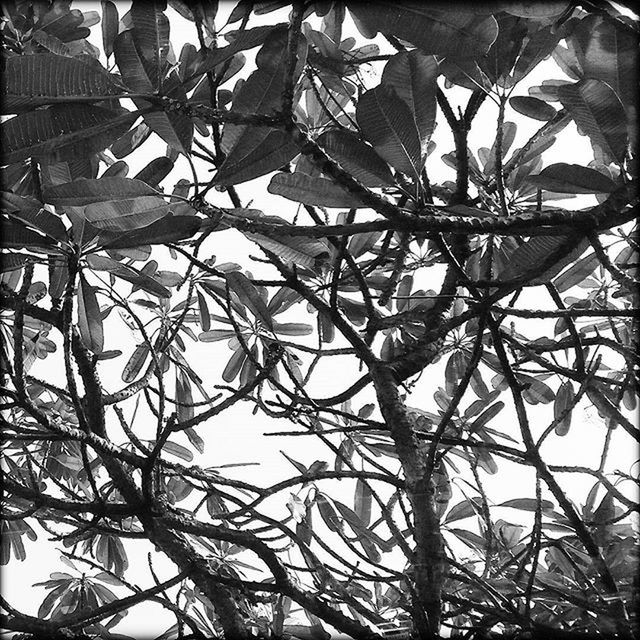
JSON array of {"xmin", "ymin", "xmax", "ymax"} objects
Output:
[
  {"xmin": 357, "ymin": 84, "xmax": 422, "ymax": 179},
  {"xmin": 510, "ymin": 96, "xmax": 557, "ymax": 121},
  {"xmin": 316, "ymin": 129, "xmax": 394, "ymax": 187},
  {"xmin": 215, "ymin": 29, "xmax": 306, "ymax": 185},
  {"xmin": 272, "ymin": 322, "xmax": 313, "ymax": 336},
  {"xmin": 86, "ymin": 254, "xmax": 171, "ymax": 298},
  {"xmin": 2, "ymin": 54, "xmax": 122, "ymax": 113},
  {"xmin": 101, "ymin": 1, "xmax": 119, "ymax": 57},
  {"xmin": 571, "ymin": 15, "xmax": 638, "ymax": 107},
  {"xmin": 113, "ymin": 30, "xmax": 154, "ymax": 92},
  {"xmin": 348, "ymin": 3, "xmax": 498, "ymax": 58},
  {"xmin": 268, "ymin": 173, "xmax": 363, "ymax": 208},
  {"xmin": 199, "ymin": 329, "xmax": 237, "ymax": 342},
  {"xmin": 554, "ymin": 251, "xmax": 599, "ymax": 292},
  {"xmin": 78, "ymin": 274, "xmax": 103, "ymax": 353},
  {"xmin": 498, "ymin": 498, "xmax": 554, "ymax": 511},
  {"xmin": 0, "ymin": 219, "xmax": 55, "ymax": 248},
  {"xmin": 162, "ymin": 440, "xmax": 194, "ymax": 462},
  {"xmin": 84, "ymin": 196, "xmax": 170, "ymax": 231},
  {"xmin": 114, "ymin": 30, "xmax": 192, "ymax": 153},
  {"xmin": 122, "ymin": 343, "xmax": 150, "ymax": 382},
  {"xmin": 193, "ymin": 24, "xmax": 283, "ymax": 77},
  {"xmin": 316, "ymin": 494, "xmax": 341, "ymax": 532},
  {"xmin": 2, "ymin": 192, "xmax": 67, "ymax": 241},
  {"xmin": 554, "ymin": 381, "xmax": 574, "ymax": 436},
  {"xmin": 44, "ymin": 177, "xmax": 158, "ymax": 206},
  {"xmin": 529, "ymin": 163, "xmax": 616, "ymax": 194},
  {"xmin": 222, "ymin": 346, "xmax": 247, "ymax": 383},
  {"xmin": 102, "ymin": 214, "xmax": 200, "ymax": 249},
  {"xmin": 226, "ymin": 271, "xmax": 273, "ymax": 330},
  {"xmin": 1, "ymin": 105, "xmax": 136, "ymax": 164},
  {"xmin": 133, "ymin": 157, "xmax": 174, "ymax": 188},
  {"xmin": 354, "ymin": 479, "xmax": 372, "ymax": 526},
  {"xmin": 130, "ymin": 0, "xmax": 170, "ymax": 90},
  {"xmin": 381, "ymin": 50, "xmax": 438, "ymax": 154},
  {"xmin": 497, "ymin": 236, "xmax": 589, "ymax": 286},
  {"xmin": 558, "ymin": 79, "xmax": 627, "ymax": 165}
]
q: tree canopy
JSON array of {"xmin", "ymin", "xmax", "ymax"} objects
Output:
[{"xmin": 1, "ymin": 1, "xmax": 638, "ymax": 639}]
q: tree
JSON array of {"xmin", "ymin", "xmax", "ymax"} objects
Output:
[{"xmin": 1, "ymin": 1, "xmax": 638, "ymax": 638}]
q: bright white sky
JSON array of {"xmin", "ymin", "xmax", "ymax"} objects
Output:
[{"xmin": 3, "ymin": 3, "xmax": 638, "ymax": 638}]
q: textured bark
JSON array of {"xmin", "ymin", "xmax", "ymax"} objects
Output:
[{"xmin": 370, "ymin": 365, "xmax": 445, "ymax": 637}]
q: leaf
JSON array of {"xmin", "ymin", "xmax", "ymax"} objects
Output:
[
  {"xmin": 348, "ymin": 3, "xmax": 498, "ymax": 58},
  {"xmin": 2, "ymin": 54, "xmax": 122, "ymax": 113},
  {"xmin": 381, "ymin": 50, "xmax": 438, "ymax": 156},
  {"xmin": 133, "ymin": 157, "xmax": 174, "ymax": 188},
  {"xmin": 86, "ymin": 254, "xmax": 171, "ymax": 298},
  {"xmin": 272, "ymin": 322, "xmax": 313, "ymax": 336},
  {"xmin": 84, "ymin": 196, "xmax": 171, "ymax": 231},
  {"xmin": 77, "ymin": 274, "xmax": 103, "ymax": 353},
  {"xmin": 162, "ymin": 440, "xmax": 194, "ymax": 462},
  {"xmin": 2, "ymin": 192, "xmax": 67, "ymax": 242},
  {"xmin": 354, "ymin": 479, "xmax": 372, "ymax": 526},
  {"xmin": 101, "ymin": 1, "xmax": 119, "ymax": 58},
  {"xmin": 130, "ymin": 0, "xmax": 170, "ymax": 90},
  {"xmin": 114, "ymin": 30, "xmax": 192, "ymax": 153},
  {"xmin": 510, "ymin": 96, "xmax": 557, "ymax": 121},
  {"xmin": 357, "ymin": 84, "xmax": 422, "ymax": 179},
  {"xmin": 268, "ymin": 173, "xmax": 364, "ymax": 208},
  {"xmin": 199, "ymin": 329, "xmax": 237, "ymax": 342},
  {"xmin": 44, "ymin": 177, "xmax": 158, "ymax": 206},
  {"xmin": 214, "ymin": 29, "xmax": 306, "ymax": 185},
  {"xmin": 554, "ymin": 381, "xmax": 575, "ymax": 436},
  {"xmin": 102, "ymin": 214, "xmax": 200, "ymax": 249},
  {"xmin": 315, "ymin": 129, "xmax": 394, "ymax": 187},
  {"xmin": 558, "ymin": 79, "xmax": 628, "ymax": 165},
  {"xmin": 528, "ymin": 163, "xmax": 617, "ymax": 194},
  {"xmin": 197, "ymin": 290, "xmax": 211, "ymax": 332},
  {"xmin": 193, "ymin": 24, "xmax": 284, "ymax": 77},
  {"xmin": 316, "ymin": 494, "xmax": 341, "ymax": 532},
  {"xmin": 554, "ymin": 252, "xmax": 600, "ymax": 292},
  {"xmin": 0, "ymin": 220, "xmax": 56, "ymax": 248},
  {"xmin": 498, "ymin": 498, "xmax": 554, "ymax": 511},
  {"xmin": 519, "ymin": 374, "xmax": 555, "ymax": 405},
  {"xmin": 1, "ymin": 105, "xmax": 136, "ymax": 164},
  {"xmin": 122, "ymin": 344, "xmax": 150, "ymax": 382},
  {"xmin": 226, "ymin": 271, "xmax": 273, "ymax": 330},
  {"xmin": 222, "ymin": 347, "xmax": 247, "ymax": 383},
  {"xmin": 444, "ymin": 497, "xmax": 482, "ymax": 524},
  {"xmin": 497, "ymin": 236, "xmax": 590, "ymax": 286},
  {"xmin": 571, "ymin": 15, "xmax": 639, "ymax": 107}
]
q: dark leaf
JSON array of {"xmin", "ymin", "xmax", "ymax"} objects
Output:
[
  {"xmin": 2, "ymin": 54, "xmax": 122, "ymax": 113},
  {"xmin": 101, "ymin": 1, "xmax": 119, "ymax": 58},
  {"xmin": 122, "ymin": 343, "xmax": 150, "ymax": 382},
  {"xmin": 268, "ymin": 172, "xmax": 363, "ymax": 208},
  {"xmin": 1, "ymin": 105, "xmax": 136, "ymax": 164},
  {"xmin": 558, "ymin": 79, "xmax": 628, "ymax": 165},
  {"xmin": 226, "ymin": 271, "xmax": 273, "ymax": 330},
  {"xmin": 315, "ymin": 128, "xmax": 394, "ymax": 187},
  {"xmin": 130, "ymin": 0, "xmax": 170, "ymax": 90},
  {"xmin": 78, "ymin": 274, "xmax": 104, "ymax": 353},
  {"xmin": 44, "ymin": 177, "xmax": 158, "ymax": 206},
  {"xmin": 497, "ymin": 236, "xmax": 589, "ymax": 286},
  {"xmin": 510, "ymin": 96, "xmax": 557, "ymax": 121},
  {"xmin": 381, "ymin": 50, "xmax": 438, "ymax": 154},
  {"xmin": 528, "ymin": 163, "xmax": 617, "ymax": 194},
  {"xmin": 554, "ymin": 381, "xmax": 574, "ymax": 436},
  {"xmin": 133, "ymin": 157, "xmax": 174, "ymax": 188},
  {"xmin": 357, "ymin": 84, "xmax": 422, "ymax": 179},
  {"xmin": 348, "ymin": 3, "xmax": 498, "ymax": 58}
]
